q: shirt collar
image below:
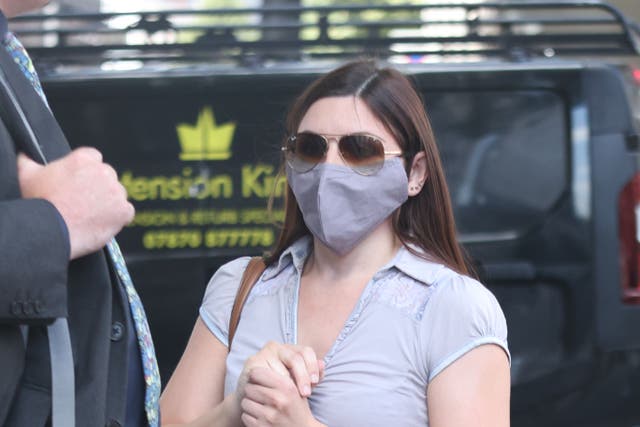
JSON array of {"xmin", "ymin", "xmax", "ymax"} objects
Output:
[
  {"xmin": 263, "ymin": 236, "xmax": 447, "ymax": 286},
  {"xmin": 386, "ymin": 243, "xmax": 448, "ymax": 286},
  {"xmin": 262, "ymin": 235, "xmax": 313, "ymax": 281}
]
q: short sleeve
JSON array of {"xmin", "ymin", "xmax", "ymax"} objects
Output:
[
  {"xmin": 199, "ymin": 256, "xmax": 251, "ymax": 347},
  {"xmin": 421, "ymin": 274, "xmax": 510, "ymax": 383}
]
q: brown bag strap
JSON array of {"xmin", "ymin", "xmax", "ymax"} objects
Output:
[{"xmin": 228, "ymin": 256, "xmax": 266, "ymax": 349}]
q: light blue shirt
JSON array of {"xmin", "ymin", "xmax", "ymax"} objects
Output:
[{"xmin": 200, "ymin": 236, "xmax": 509, "ymax": 426}]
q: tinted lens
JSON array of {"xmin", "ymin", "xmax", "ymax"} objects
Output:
[
  {"xmin": 286, "ymin": 132, "xmax": 327, "ymax": 172},
  {"xmin": 339, "ymin": 134, "xmax": 385, "ymax": 175}
]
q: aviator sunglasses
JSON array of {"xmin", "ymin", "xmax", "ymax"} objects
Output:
[{"xmin": 282, "ymin": 131, "xmax": 403, "ymax": 176}]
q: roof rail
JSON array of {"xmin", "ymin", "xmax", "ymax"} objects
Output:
[{"xmin": 8, "ymin": 0, "xmax": 640, "ymax": 69}]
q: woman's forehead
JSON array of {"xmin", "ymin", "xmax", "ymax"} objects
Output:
[{"xmin": 298, "ymin": 96, "xmax": 391, "ymax": 138}]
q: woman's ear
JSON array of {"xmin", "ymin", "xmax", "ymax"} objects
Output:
[{"xmin": 407, "ymin": 151, "xmax": 427, "ymax": 197}]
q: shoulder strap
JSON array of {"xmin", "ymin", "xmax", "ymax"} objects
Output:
[
  {"xmin": 228, "ymin": 257, "xmax": 266, "ymax": 350},
  {"xmin": 48, "ymin": 319, "xmax": 76, "ymax": 427}
]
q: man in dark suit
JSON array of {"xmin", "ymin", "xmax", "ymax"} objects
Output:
[{"xmin": 0, "ymin": 1, "xmax": 159, "ymax": 426}]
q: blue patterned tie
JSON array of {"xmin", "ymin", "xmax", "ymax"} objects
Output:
[
  {"xmin": 3, "ymin": 31, "xmax": 47, "ymax": 105},
  {"xmin": 3, "ymin": 31, "xmax": 161, "ymax": 427},
  {"xmin": 106, "ymin": 241, "xmax": 161, "ymax": 427}
]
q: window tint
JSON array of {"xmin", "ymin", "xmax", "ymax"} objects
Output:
[{"xmin": 426, "ymin": 90, "xmax": 567, "ymax": 240}]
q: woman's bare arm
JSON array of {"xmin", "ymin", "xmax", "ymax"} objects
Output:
[
  {"xmin": 161, "ymin": 317, "xmax": 241, "ymax": 427},
  {"xmin": 427, "ymin": 344, "xmax": 510, "ymax": 427}
]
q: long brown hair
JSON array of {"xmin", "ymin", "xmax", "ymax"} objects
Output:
[{"xmin": 266, "ymin": 59, "xmax": 471, "ymax": 276}]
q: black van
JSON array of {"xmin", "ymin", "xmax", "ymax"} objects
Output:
[{"xmin": 14, "ymin": 1, "xmax": 640, "ymax": 425}]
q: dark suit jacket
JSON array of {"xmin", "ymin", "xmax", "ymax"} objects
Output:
[{"xmin": 0, "ymin": 41, "xmax": 136, "ymax": 426}]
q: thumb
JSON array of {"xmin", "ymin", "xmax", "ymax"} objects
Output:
[
  {"xmin": 17, "ymin": 153, "xmax": 42, "ymax": 178},
  {"xmin": 16, "ymin": 154, "xmax": 44, "ymax": 195}
]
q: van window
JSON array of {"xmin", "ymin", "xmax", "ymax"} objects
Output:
[{"xmin": 427, "ymin": 90, "xmax": 567, "ymax": 241}]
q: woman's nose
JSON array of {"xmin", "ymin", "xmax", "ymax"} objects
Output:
[{"xmin": 324, "ymin": 137, "xmax": 345, "ymax": 166}]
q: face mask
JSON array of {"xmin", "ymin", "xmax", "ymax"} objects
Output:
[{"xmin": 286, "ymin": 157, "xmax": 409, "ymax": 255}]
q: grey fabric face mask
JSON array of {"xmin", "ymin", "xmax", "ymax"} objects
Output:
[{"xmin": 286, "ymin": 157, "xmax": 409, "ymax": 255}]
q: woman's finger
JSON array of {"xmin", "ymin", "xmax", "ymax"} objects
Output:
[
  {"xmin": 277, "ymin": 345, "xmax": 312, "ymax": 396},
  {"xmin": 298, "ymin": 345, "xmax": 320, "ymax": 385},
  {"xmin": 245, "ymin": 375, "xmax": 280, "ymax": 405},
  {"xmin": 240, "ymin": 396, "xmax": 264, "ymax": 419},
  {"xmin": 317, "ymin": 358, "xmax": 326, "ymax": 382},
  {"xmin": 264, "ymin": 356, "xmax": 290, "ymax": 377},
  {"xmin": 241, "ymin": 396, "xmax": 279, "ymax": 426},
  {"xmin": 240, "ymin": 411, "xmax": 259, "ymax": 427},
  {"xmin": 248, "ymin": 366, "xmax": 298, "ymax": 396}
]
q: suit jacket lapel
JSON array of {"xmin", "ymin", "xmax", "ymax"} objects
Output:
[{"xmin": 0, "ymin": 44, "xmax": 70, "ymax": 163}]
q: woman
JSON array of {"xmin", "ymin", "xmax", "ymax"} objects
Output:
[{"xmin": 161, "ymin": 60, "xmax": 510, "ymax": 427}]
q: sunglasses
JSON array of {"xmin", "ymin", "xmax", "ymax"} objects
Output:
[{"xmin": 282, "ymin": 131, "xmax": 403, "ymax": 176}]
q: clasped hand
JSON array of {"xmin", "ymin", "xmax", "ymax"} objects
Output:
[
  {"xmin": 17, "ymin": 147, "xmax": 134, "ymax": 260},
  {"xmin": 236, "ymin": 342, "xmax": 326, "ymax": 427}
]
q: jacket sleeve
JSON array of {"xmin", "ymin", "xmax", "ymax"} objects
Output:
[{"xmin": 0, "ymin": 198, "xmax": 70, "ymax": 324}]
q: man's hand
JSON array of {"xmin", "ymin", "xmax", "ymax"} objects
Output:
[{"xmin": 17, "ymin": 147, "xmax": 135, "ymax": 260}]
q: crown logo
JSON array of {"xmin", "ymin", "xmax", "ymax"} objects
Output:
[{"xmin": 177, "ymin": 106, "xmax": 235, "ymax": 161}]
